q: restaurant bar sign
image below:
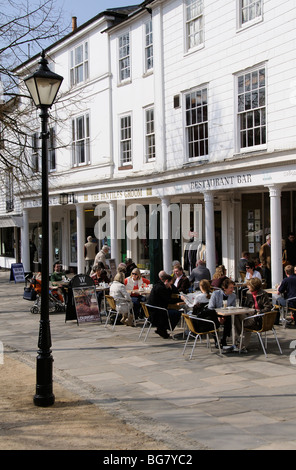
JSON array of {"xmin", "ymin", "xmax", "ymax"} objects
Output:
[{"xmin": 191, "ymin": 173, "xmax": 252, "ymax": 190}]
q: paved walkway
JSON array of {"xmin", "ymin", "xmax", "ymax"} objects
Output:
[{"xmin": 1, "ymin": 270, "xmax": 296, "ymax": 450}]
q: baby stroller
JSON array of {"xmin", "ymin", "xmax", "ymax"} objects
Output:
[{"xmin": 29, "ymin": 275, "xmax": 65, "ymax": 314}]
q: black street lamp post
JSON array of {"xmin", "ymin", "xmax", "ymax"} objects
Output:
[{"xmin": 24, "ymin": 51, "xmax": 63, "ymax": 407}]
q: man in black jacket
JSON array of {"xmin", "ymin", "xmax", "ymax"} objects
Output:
[{"xmin": 147, "ymin": 273, "xmax": 180, "ymax": 338}]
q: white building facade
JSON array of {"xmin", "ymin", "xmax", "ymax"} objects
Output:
[{"xmin": 1, "ymin": 0, "xmax": 296, "ymax": 287}]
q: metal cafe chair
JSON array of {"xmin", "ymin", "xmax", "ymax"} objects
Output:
[
  {"xmin": 182, "ymin": 313, "xmax": 222, "ymax": 359},
  {"xmin": 239, "ymin": 310, "xmax": 283, "ymax": 358}
]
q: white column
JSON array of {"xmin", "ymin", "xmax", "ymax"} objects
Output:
[
  {"xmin": 221, "ymin": 195, "xmax": 235, "ymax": 280},
  {"xmin": 109, "ymin": 201, "xmax": 118, "ymax": 265},
  {"xmin": 76, "ymin": 203, "xmax": 85, "ymax": 274},
  {"xmin": 268, "ymin": 184, "xmax": 283, "ymax": 287},
  {"xmin": 204, "ymin": 191, "xmax": 216, "ymax": 277},
  {"xmin": 21, "ymin": 208, "xmax": 30, "ymax": 272},
  {"xmin": 161, "ymin": 197, "xmax": 172, "ymax": 273}
]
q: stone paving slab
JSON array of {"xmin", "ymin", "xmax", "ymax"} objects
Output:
[{"xmin": 1, "ymin": 270, "xmax": 296, "ymax": 450}]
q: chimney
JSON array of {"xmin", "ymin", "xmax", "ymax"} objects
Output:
[{"xmin": 72, "ymin": 16, "xmax": 77, "ymax": 31}]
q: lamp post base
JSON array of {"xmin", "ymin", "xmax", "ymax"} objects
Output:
[
  {"xmin": 34, "ymin": 391, "xmax": 55, "ymax": 407},
  {"xmin": 33, "ymin": 354, "xmax": 55, "ymax": 407}
]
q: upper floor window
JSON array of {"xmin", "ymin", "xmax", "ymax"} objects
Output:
[
  {"xmin": 185, "ymin": 0, "xmax": 204, "ymax": 52},
  {"xmin": 72, "ymin": 114, "xmax": 90, "ymax": 166},
  {"xmin": 70, "ymin": 42, "xmax": 89, "ymax": 86},
  {"xmin": 144, "ymin": 20, "xmax": 153, "ymax": 72},
  {"xmin": 185, "ymin": 87, "xmax": 208, "ymax": 159},
  {"xmin": 145, "ymin": 107, "xmax": 155, "ymax": 161},
  {"xmin": 120, "ymin": 114, "xmax": 132, "ymax": 165},
  {"xmin": 239, "ymin": 0, "xmax": 262, "ymax": 28},
  {"xmin": 119, "ymin": 33, "xmax": 130, "ymax": 82},
  {"xmin": 237, "ymin": 66, "xmax": 266, "ymax": 150}
]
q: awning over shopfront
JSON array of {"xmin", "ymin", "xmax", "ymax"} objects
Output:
[{"xmin": 0, "ymin": 216, "xmax": 23, "ymax": 228}]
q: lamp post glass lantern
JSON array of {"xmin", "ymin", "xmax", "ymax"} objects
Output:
[{"xmin": 24, "ymin": 51, "xmax": 63, "ymax": 407}]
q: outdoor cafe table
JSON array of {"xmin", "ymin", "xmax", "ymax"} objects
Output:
[
  {"xmin": 126, "ymin": 288, "xmax": 151, "ymax": 296},
  {"xmin": 215, "ymin": 306, "xmax": 254, "ymax": 347}
]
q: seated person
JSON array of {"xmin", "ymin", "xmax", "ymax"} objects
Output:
[
  {"xmin": 208, "ymin": 278, "xmax": 236, "ymax": 347},
  {"xmin": 189, "ymin": 260, "xmax": 211, "ymax": 290},
  {"xmin": 211, "ymin": 265, "xmax": 228, "ymax": 289},
  {"xmin": 124, "ymin": 267, "xmax": 149, "ymax": 319},
  {"xmin": 245, "ymin": 261, "xmax": 262, "ymax": 281},
  {"xmin": 91, "ymin": 263, "xmax": 111, "ymax": 309},
  {"xmin": 239, "ymin": 277, "xmax": 273, "ymax": 351},
  {"xmin": 125, "ymin": 258, "xmax": 137, "ymax": 278},
  {"xmin": 172, "ymin": 264, "xmax": 190, "ymax": 293},
  {"xmin": 147, "ymin": 273, "xmax": 181, "ymax": 338},
  {"xmin": 276, "ymin": 265, "xmax": 296, "ymax": 323},
  {"xmin": 51, "ymin": 262, "xmax": 66, "ymax": 283},
  {"xmin": 50, "ymin": 262, "xmax": 66, "ymax": 303},
  {"xmin": 180, "ymin": 279, "xmax": 212, "ymax": 310},
  {"xmin": 237, "ymin": 251, "xmax": 250, "ymax": 274},
  {"xmin": 117, "ymin": 263, "xmax": 127, "ymax": 276},
  {"xmin": 109, "ymin": 272, "xmax": 134, "ymax": 326},
  {"xmin": 91, "ymin": 263, "xmax": 111, "ymax": 285}
]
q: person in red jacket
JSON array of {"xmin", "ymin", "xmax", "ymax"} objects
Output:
[{"xmin": 124, "ymin": 267, "xmax": 149, "ymax": 319}]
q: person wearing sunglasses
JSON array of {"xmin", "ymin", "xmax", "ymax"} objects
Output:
[
  {"xmin": 124, "ymin": 268, "xmax": 149, "ymax": 319},
  {"xmin": 245, "ymin": 261, "xmax": 262, "ymax": 281}
]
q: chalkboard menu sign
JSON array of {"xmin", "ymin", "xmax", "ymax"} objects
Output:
[
  {"xmin": 10, "ymin": 263, "xmax": 25, "ymax": 283},
  {"xmin": 68, "ymin": 274, "xmax": 100, "ymax": 325}
]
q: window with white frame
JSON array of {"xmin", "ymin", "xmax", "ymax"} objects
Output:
[
  {"xmin": 237, "ymin": 66, "xmax": 266, "ymax": 149},
  {"xmin": 120, "ymin": 114, "xmax": 132, "ymax": 165},
  {"xmin": 144, "ymin": 20, "xmax": 153, "ymax": 72},
  {"xmin": 239, "ymin": 0, "xmax": 262, "ymax": 27},
  {"xmin": 145, "ymin": 107, "xmax": 155, "ymax": 161},
  {"xmin": 185, "ymin": 0, "xmax": 204, "ymax": 51},
  {"xmin": 119, "ymin": 33, "xmax": 130, "ymax": 82},
  {"xmin": 48, "ymin": 127, "xmax": 56, "ymax": 171},
  {"xmin": 72, "ymin": 114, "xmax": 90, "ymax": 166},
  {"xmin": 185, "ymin": 87, "xmax": 208, "ymax": 159},
  {"xmin": 32, "ymin": 132, "xmax": 39, "ymax": 172},
  {"xmin": 70, "ymin": 42, "xmax": 89, "ymax": 86}
]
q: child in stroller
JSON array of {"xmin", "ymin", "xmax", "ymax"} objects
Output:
[{"xmin": 29, "ymin": 272, "xmax": 66, "ymax": 314}]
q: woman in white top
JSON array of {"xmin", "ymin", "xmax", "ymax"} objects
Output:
[
  {"xmin": 245, "ymin": 261, "xmax": 262, "ymax": 281},
  {"xmin": 109, "ymin": 272, "xmax": 133, "ymax": 326},
  {"xmin": 181, "ymin": 279, "xmax": 212, "ymax": 309}
]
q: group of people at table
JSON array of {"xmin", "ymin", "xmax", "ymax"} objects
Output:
[{"xmin": 51, "ymin": 244, "xmax": 296, "ymax": 352}]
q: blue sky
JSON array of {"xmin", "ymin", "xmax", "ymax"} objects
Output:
[{"xmin": 61, "ymin": 0, "xmax": 139, "ymax": 27}]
